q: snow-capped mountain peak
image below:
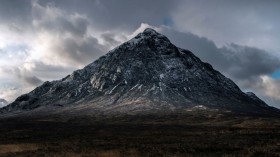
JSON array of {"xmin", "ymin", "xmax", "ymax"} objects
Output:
[{"xmin": 1, "ymin": 28, "xmax": 279, "ymax": 116}]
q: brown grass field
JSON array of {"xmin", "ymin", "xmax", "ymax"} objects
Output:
[{"xmin": 0, "ymin": 111, "xmax": 279, "ymax": 157}]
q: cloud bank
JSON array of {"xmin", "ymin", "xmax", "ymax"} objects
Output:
[{"xmin": 0, "ymin": 0, "xmax": 280, "ymax": 108}]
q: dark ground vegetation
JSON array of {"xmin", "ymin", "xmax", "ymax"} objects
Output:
[{"xmin": 0, "ymin": 111, "xmax": 279, "ymax": 157}]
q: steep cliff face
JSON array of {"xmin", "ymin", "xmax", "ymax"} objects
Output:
[{"xmin": 1, "ymin": 28, "xmax": 278, "ymax": 116}]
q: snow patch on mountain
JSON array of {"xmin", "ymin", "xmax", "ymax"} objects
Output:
[{"xmin": 0, "ymin": 28, "xmax": 278, "ymax": 117}]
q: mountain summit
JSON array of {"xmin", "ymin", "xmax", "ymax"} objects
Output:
[{"xmin": 1, "ymin": 28, "xmax": 279, "ymax": 117}]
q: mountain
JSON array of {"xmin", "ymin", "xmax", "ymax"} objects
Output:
[{"xmin": 1, "ymin": 28, "xmax": 279, "ymax": 117}]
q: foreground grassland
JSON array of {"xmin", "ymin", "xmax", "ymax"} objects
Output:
[{"xmin": 0, "ymin": 113, "xmax": 279, "ymax": 157}]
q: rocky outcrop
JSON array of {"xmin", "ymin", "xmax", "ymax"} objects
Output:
[{"xmin": 1, "ymin": 28, "xmax": 279, "ymax": 116}]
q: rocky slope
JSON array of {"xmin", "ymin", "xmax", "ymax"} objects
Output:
[{"xmin": 1, "ymin": 28, "xmax": 279, "ymax": 117}]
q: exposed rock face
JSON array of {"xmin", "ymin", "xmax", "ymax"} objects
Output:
[{"xmin": 1, "ymin": 28, "xmax": 279, "ymax": 116}]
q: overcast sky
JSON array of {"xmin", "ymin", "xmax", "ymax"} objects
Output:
[{"xmin": 0, "ymin": 0, "xmax": 280, "ymax": 108}]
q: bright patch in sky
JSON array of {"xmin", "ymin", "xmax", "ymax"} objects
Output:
[
  {"xmin": 0, "ymin": 0, "xmax": 280, "ymax": 109},
  {"xmin": 271, "ymin": 70, "xmax": 280, "ymax": 79}
]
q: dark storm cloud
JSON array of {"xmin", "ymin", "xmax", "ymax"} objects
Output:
[
  {"xmin": 32, "ymin": 4, "xmax": 89, "ymax": 37},
  {"xmin": 29, "ymin": 62, "xmax": 74, "ymax": 80},
  {"xmin": 11, "ymin": 67, "xmax": 42, "ymax": 86},
  {"xmin": 36, "ymin": 0, "xmax": 180, "ymax": 31},
  {"xmin": 59, "ymin": 36, "xmax": 105, "ymax": 65},
  {"xmin": 173, "ymin": 0, "xmax": 280, "ymax": 50},
  {"xmin": 0, "ymin": 0, "xmax": 280, "ymax": 107},
  {"xmin": 220, "ymin": 44, "xmax": 280, "ymax": 79},
  {"xmin": 6, "ymin": 61, "xmax": 76, "ymax": 82},
  {"xmin": 0, "ymin": 0, "xmax": 32, "ymax": 25},
  {"xmin": 100, "ymin": 32, "xmax": 122, "ymax": 48},
  {"xmin": 26, "ymin": 61, "xmax": 76, "ymax": 80},
  {"xmin": 0, "ymin": 99, "xmax": 8, "ymax": 104},
  {"xmin": 0, "ymin": 0, "xmax": 179, "ymax": 32},
  {"xmin": 160, "ymin": 28, "xmax": 228, "ymax": 71},
  {"xmin": 160, "ymin": 27, "xmax": 280, "ymax": 82},
  {"xmin": 159, "ymin": 27, "xmax": 280, "ymax": 108},
  {"xmin": 0, "ymin": 98, "xmax": 8, "ymax": 107},
  {"xmin": 23, "ymin": 76, "xmax": 43, "ymax": 86}
]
